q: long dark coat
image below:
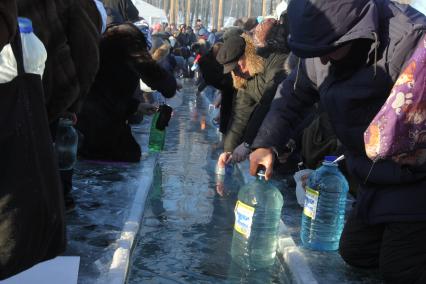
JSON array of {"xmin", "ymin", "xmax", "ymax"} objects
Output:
[{"xmin": 77, "ymin": 23, "xmax": 177, "ymax": 162}]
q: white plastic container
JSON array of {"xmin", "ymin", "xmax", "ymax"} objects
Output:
[{"xmin": 0, "ymin": 17, "xmax": 47, "ymax": 83}]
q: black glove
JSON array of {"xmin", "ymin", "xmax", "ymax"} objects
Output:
[{"xmin": 156, "ymin": 104, "xmax": 173, "ymax": 131}]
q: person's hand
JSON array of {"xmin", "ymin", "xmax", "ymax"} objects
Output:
[
  {"xmin": 301, "ymin": 173, "xmax": 311, "ymax": 189},
  {"xmin": 277, "ymin": 152, "xmax": 291, "ymax": 164},
  {"xmin": 61, "ymin": 112, "xmax": 77, "ymax": 125},
  {"xmin": 232, "ymin": 143, "xmax": 250, "ymax": 163},
  {"xmin": 249, "ymin": 148, "xmax": 275, "ymax": 180},
  {"xmin": 216, "ymin": 181, "xmax": 225, "ymax": 197},
  {"xmin": 213, "ymin": 94, "xmax": 222, "ymax": 108},
  {"xmin": 137, "ymin": 103, "xmax": 158, "ymax": 115},
  {"xmin": 217, "ymin": 152, "xmax": 232, "ymax": 169}
]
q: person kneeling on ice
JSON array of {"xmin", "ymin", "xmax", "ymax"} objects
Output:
[
  {"xmin": 77, "ymin": 23, "xmax": 177, "ymax": 162},
  {"xmin": 215, "ymin": 17, "xmax": 291, "ymax": 168},
  {"xmin": 249, "ymin": 0, "xmax": 426, "ymax": 282}
]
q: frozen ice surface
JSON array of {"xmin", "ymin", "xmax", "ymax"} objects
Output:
[
  {"xmin": 64, "ymin": 118, "xmax": 154, "ymax": 284},
  {"xmin": 275, "ymin": 175, "xmax": 383, "ymax": 284},
  {"xmin": 127, "ymin": 83, "xmax": 291, "ymax": 283}
]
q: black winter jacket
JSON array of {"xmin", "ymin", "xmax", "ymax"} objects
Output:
[
  {"xmin": 77, "ymin": 23, "xmax": 176, "ymax": 162},
  {"xmin": 18, "ymin": 0, "xmax": 99, "ymax": 122},
  {"xmin": 253, "ymin": 0, "xmax": 426, "ymax": 224},
  {"xmin": 0, "ymin": 0, "xmax": 17, "ymax": 50}
]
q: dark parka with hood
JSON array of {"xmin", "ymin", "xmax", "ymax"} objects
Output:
[
  {"xmin": 223, "ymin": 33, "xmax": 288, "ymax": 152},
  {"xmin": 253, "ymin": 0, "xmax": 426, "ymax": 224},
  {"xmin": 103, "ymin": 0, "xmax": 139, "ymax": 24}
]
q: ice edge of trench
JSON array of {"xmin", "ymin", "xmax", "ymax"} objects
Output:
[{"xmin": 103, "ymin": 154, "xmax": 158, "ymax": 284}]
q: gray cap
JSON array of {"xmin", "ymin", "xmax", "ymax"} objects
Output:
[{"xmin": 216, "ymin": 35, "xmax": 246, "ymax": 74}]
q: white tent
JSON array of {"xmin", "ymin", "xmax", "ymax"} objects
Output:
[{"xmin": 132, "ymin": 0, "xmax": 168, "ymax": 26}]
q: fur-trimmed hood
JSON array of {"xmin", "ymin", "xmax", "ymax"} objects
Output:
[
  {"xmin": 231, "ymin": 33, "xmax": 265, "ymax": 90},
  {"xmin": 152, "ymin": 42, "xmax": 171, "ymax": 62}
]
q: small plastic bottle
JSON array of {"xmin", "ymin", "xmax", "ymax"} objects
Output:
[
  {"xmin": 300, "ymin": 156, "xmax": 349, "ymax": 251},
  {"xmin": 18, "ymin": 17, "xmax": 47, "ymax": 76},
  {"xmin": 0, "ymin": 17, "xmax": 47, "ymax": 83},
  {"xmin": 55, "ymin": 118, "xmax": 78, "ymax": 170},
  {"xmin": 148, "ymin": 111, "xmax": 166, "ymax": 152}
]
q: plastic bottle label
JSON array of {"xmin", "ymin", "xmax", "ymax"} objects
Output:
[
  {"xmin": 234, "ymin": 200, "xmax": 255, "ymax": 239},
  {"xmin": 303, "ymin": 187, "xmax": 319, "ymax": 220}
]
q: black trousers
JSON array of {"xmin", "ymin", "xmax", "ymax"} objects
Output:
[
  {"xmin": 339, "ymin": 212, "xmax": 426, "ymax": 284},
  {"xmin": 59, "ymin": 169, "xmax": 73, "ymax": 197}
]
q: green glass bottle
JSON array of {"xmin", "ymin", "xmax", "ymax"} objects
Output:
[
  {"xmin": 231, "ymin": 167, "xmax": 284, "ymax": 270},
  {"xmin": 148, "ymin": 111, "xmax": 166, "ymax": 152}
]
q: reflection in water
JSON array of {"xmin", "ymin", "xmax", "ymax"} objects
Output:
[
  {"xmin": 127, "ymin": 84, "xmax": 288, "ymax": 283},
  {"xmin": 150, "ymin": 164, "xmax": 166, "ymax": 222}
]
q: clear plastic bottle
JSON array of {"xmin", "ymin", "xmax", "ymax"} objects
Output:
[
  {"xmin": 300, "ymin": 156, "xmax": 349, "ymax": 251},
  {"xmin": 0, "ymin": 17, "xmax": 47, "ymax": 83},
  {"xmin": 231, "ymin": 168, "xmax": 283, "ymax": 270},
  {"xmin": 148, "ymin": 111, "xmax": 166, "ymax": 152},
  {"xmin": 55, "ymin": 118, "xmax": 78, "ymax": 170},
  {"xmin": 215, "ymin": 162, "xmax": 235, "ymax": 196},
  {"xmin": 18, "ymin": 17, "xmax": 47, "ymax": 76}
]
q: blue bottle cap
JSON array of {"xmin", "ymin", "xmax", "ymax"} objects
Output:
[
  {"xmin": 324, "ymin": 156, "xmax": 337, "ymax": 162},
  {"xmin": 18, "ymin": 17, "xmax": 33, "ymax": 34}
]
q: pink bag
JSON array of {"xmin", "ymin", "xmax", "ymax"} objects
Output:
[{"xmin": 364, "ymin": 35, "xmax": 426, "ymax": 166}]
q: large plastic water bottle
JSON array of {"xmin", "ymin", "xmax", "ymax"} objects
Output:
[
  {"xmin": 148, "ymin": 111, "xmax": 166, "ymax": 152},
  {"xmin": 55, "ymin": 118, "xmax": 78, "ymax": 170},
  {"xmin": 0, "ymin": 17, "xmax": 47, "ymax": 83},
  {"xmin": 231, "ymin": 167, "xmax": 283, "ymax": 270},
  {"xmin": 300, "ymin": 156, "xmax": 349, "ymax": 251}
]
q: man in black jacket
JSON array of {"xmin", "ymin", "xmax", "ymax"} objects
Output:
[{"xmin": 249, "ymin": 0, "xmax": 426, "ymax": 282}]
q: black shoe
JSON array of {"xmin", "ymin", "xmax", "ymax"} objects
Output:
[{"xmin": 65, "ymin": 195, "xmax": 76, "ymax": 213}]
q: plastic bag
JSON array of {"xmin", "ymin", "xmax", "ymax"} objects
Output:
[
  {"xmin": 293, "ymin": 169, "xmax": 314, "ymax": 207},
  {"xmin": 0, "ymin": 17, "xmax": 47, "ymax": 83}
]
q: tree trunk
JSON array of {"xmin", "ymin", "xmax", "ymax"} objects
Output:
[
  {"xmin": 169, "ymin": 0, "xmax": 175, "ymax": 24},
  {"xmin": 211, "ymin": 0, "xmax": 217, "ymax": 30},
  {"xmin": 217, "ymin": 0, "xmax": 224, "ymax": 30},
  {"xmin": 191, "ymin": 0, "xmax": 198, "ymax": 26},
  {"xmin": 248, "ymin": 0, "xmax": 252, "ymax": 17},
  {"xmin": 262, "ymin": 0, "xmax": 267, "ymax": 16},
  {"xmin": 175, "ymin": 0, "xmax": 179, "ymax": 24},
  {"xmin": 164, "ymin": 0, "xmax": 168, "ymax": 16},
  {"xmin": 205, "ymin": 1, "xmax": 210, "ymax": 28},
  {"xmin": 229, "ymin": 0, "xmax": 235, "ymax": 18},
  {"xmin": 186, "ymin": 0, "xmax": 191, "ymax": 26}
]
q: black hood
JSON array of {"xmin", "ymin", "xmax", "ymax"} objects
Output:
[
  {"xmin": 287, "ymin": 0, "xmax": 380, "ymax": 58},
  {"xmin": 103, "ymin": 0, "xmax": 139, "ymax": 24}
]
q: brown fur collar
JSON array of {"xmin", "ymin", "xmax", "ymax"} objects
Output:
[
  {"xmin": 152, "ymin": 42, "xmax": 170, "ymax": 62},
  {"xmin": 231, "ymin": 33, "xmax": 265, "ymax": 90}
]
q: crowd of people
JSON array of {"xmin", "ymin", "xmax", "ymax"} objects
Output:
[{"xmin": 1, "ymin": 0, "xmax": 426, "ymax": 282}]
